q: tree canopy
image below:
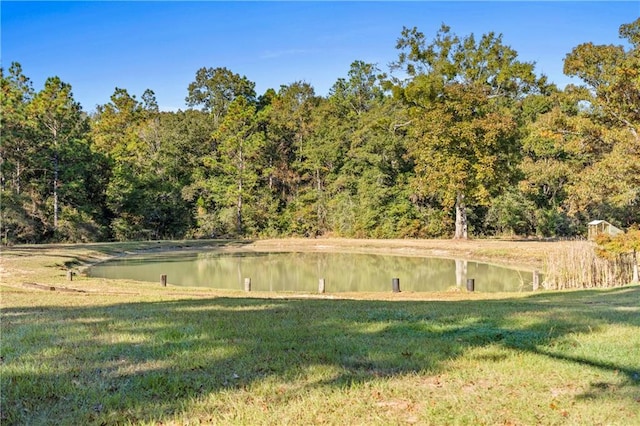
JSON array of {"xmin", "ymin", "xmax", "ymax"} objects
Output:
[{"xmin": 1, "ymin": 18, "xmax": 638, "ymax": 243}]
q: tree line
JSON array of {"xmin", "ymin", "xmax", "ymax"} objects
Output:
[{"xmin": 1, "ymin": 19, "xmax": 638, "ymax": 243}]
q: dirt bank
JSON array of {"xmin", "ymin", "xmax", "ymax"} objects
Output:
[{"xmin": 244, "ymin": 238, "xmax": 559, "ymax": 270}]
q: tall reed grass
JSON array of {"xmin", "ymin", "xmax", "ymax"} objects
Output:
[{"xmin": 543, "ymin": 240, "xmax": 634, "ymax": 289}]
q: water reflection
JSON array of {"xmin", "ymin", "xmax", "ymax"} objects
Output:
[{"xmin": 89, "ymin": 251, "xmax": 534, "ymax": 293}]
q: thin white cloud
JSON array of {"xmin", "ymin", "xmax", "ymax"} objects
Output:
[{"xmin": 260, "ymin": 48, "xmax": 314, "ymax": 59}]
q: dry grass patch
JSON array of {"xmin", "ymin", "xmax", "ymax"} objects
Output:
[{"xmin": 544, "ymin": 240, "xmax": 635, "ymax": 289}]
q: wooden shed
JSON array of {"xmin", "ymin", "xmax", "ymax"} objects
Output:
[{"xmin": 587, "ymin": 220, "xmax": 624, "ymax": 240}]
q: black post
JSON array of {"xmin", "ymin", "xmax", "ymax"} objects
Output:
[
  {"xmin": 466, "ymin": 278, "xmax": 475, "ymax": 292},
  {"xmin": 161, "ymin": 274, "xmax": 167, "ymax": 287},
  {"xmin": 392, "ymin": 278, "xmax": 401, "ymax": 293}
]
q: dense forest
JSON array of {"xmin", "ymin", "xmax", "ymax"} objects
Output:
[{"xmin": 1, "ymin": 19, "xmax": 638, "ymax": 244}]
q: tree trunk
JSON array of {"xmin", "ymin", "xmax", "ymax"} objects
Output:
[
  {"xmin": 54, "ymin": 153, "xmax": 59, "ymax": 230},
  {"xmin": 237, "ymin": 179, "xmax": 243, "ymax": 235},
  {"xmin": 315, "ymin": 168, "xmax": 325, "ymax": 233},
  {"xmin": 454, "ymin": 192, "xmax": 468, "ymax": 239},
  {"xmin": 15, "ymin": 160, "xmax": 21, "ymax": 194},
  {"xmin": 455, "ymin": 259, "xmax": 468, "ymax": 287},
  {"xmin": 633, "ymin": 250, "xmax": 639, "ymax": 284},
  {"xmin": 53, "ymin": 128, "xmax": 59, "ymax": 230},
  {"xmin": 268, "ymin": 158, "xmax": 274, "ymax": 190},
  {"xmin": 236, "ymin": 144, "xmax": 244, "ymax": 235}
]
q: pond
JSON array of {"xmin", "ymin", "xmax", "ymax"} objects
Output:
[{"xmin": 88, "ymin": 250, "xmax": 535, "ymax": 293}]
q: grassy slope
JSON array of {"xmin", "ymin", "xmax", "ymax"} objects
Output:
[{"xmin": 1, "ymin": 240, "xmax": 639, "ymax": 425}]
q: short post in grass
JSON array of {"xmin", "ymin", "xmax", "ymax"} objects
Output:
[
  {"xmin": 161, "ymin": 274, "xmax": 167, "ymax": 287},
  {"xmin": 466, "ymin": 278, "xmax": 475, "ymax": 292},
  {"xmin": 67, "ymin": 271, "xmax": 74, "ymax": 281},
  {"xmin": 532, "ymin": 270, "xmax": 540, "ymax": 291},
  {"xmin": 244, "ymin": 277, "xmax": 251, "ymax": 292},
  {"xmin": 392, "ymin": 278, "xmax": 401, "ymax": 293},
  {"xmin": 318, "ymin": 278, "xmax": 326, "ymax": 293}
]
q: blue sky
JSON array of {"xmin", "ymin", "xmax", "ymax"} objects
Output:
[{"xmin": 2, "ymin": 1, "xmax": 638, "ymax": 112}]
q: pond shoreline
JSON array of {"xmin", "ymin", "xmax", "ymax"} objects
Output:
[
  {"xmin": 1, "ymin": 238, "xmax": 557, "ymax": 290},
  {"xmin": 89, "ymin": 248, "xmax": 534, "ymax": 293},
  {"xmin": 67, "ymin": 237, "xmax": 555, "ymax": 281}
]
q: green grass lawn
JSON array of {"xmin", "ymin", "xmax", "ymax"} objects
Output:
[
  {"xmin": 1, "ymin": 240, "xmax": 639, "ymax": 424},
  {"xmin": 2, "ymin": 285, "xmax": 639, "ymax": 425}
]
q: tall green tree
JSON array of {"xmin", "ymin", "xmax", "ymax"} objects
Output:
[
  {"xmin": 393, "ymin": 25, "xmax": 542, "ymax": 238},
  {"xmin": 92, "ymin": 88, "xmax": 193, "ymax": 240},
  {"xmin": 0, "ymin": 63, "xmax": 39, "ymax": 242},
  {"xmin": 326, "ymin": 61, "xmax": 416, "ymax": 237},
  {"xmin": 2, "ymin": 64, "xmax": 108, "ymax": 243},
  {"xmin": 210, "ymin": 97, "xmax": 266, "ymax": 235},
  {"xmin": 1, "ymin": 63, "xmax": 34, "ymax": 195},
  {"xmin": 186, "ymin": 67, "xmax": 256, "ymax": 125},
  {"xmin": 262, "ymin": 82, "xmax": 322, "ymax": 235},
  {"xmin": 92, "ymin": 88, "xmax": 144, "ymax": 156},
  {"xmin": 561, "ymin": 18, "xmax": 640, "ymax": 227},
  {"xmin": 92, "ymin": 88, "xmax": 146, "ymax": 239},
  {"xmin": 29, "ymin": 77, "xmax": 90, "ymax": 235},
  {"xmin": 518, "ymin": 88, "xmax": 585, "ymax": 236}
]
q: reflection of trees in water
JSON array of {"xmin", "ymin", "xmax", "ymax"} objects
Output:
[
  {"xmin": 455, "ymin": 259, "xmax": 468, "ymax": 288},
  {"xmin": 466, "ymin": 262, "xmax": 531, "ymax": 292},
  {"xmin": 91, "ymin": 251, "xmax": 531, "ymax": 292}
]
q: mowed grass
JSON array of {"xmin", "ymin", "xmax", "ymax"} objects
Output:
[{"xmin": 1, "ymin": 241, "xmax": 639, "ymax": 425}]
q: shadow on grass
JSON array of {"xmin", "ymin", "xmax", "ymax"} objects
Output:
[{"xmin": 2, "ymin": 286, "xmax": 639, "ymax": 424}]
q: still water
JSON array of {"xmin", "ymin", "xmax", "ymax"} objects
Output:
[{"xmin": 88, "ymin": 250, "xmax": 534, "ymax": 293}]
